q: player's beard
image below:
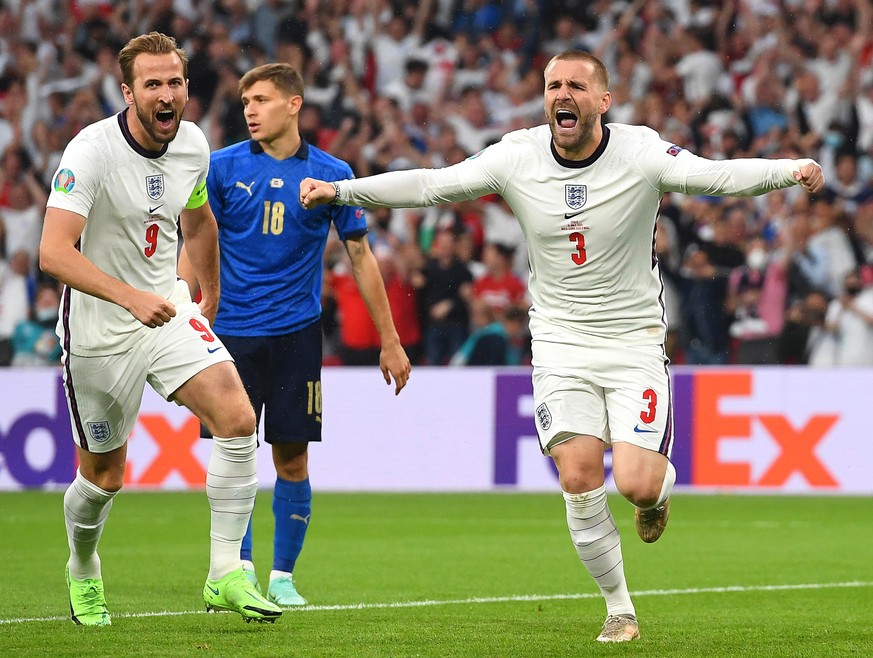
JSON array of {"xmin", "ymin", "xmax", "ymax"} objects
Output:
[
  {"xmin": 549, "ymin": 111, "xmax": 598, "ymax": 157},
  {"xmin": 135, "ymin": 103, "xmax": 182, "ymax": 145}
]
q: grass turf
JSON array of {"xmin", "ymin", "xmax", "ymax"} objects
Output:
[{"xmin": 0, "ymin": 491, "xmax": 871, "ymax": 657}]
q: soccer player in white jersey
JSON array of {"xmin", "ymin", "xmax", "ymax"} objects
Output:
[
  {"xmin": 300, "ymin": 50, "xmax": 824, "ymax": 642},
  {"xmin": 39, "ymin": 32, "xmax": 281, "ymax": 625}
]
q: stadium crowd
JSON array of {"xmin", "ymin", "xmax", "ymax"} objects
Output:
[{"xmin": 1, "ymin": 0, "xmax": 873, "ymax": 367}]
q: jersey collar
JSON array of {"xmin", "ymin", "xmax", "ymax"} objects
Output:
[
  {"xmin": 249, "ymin": 138, "xmax": 310, "ymax": 160},
  {"xmin": 117, "ymin": 109, "xmax": 169, "ymax": 159},
  {"xmin": 550, "ymin": 124, "xmax": 610, "ymax": 169}
]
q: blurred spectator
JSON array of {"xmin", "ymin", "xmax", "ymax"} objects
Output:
[
  {"xmin": 725, "ymin": 237, "xmax": 787, "ymax": 364},
  {"xmin": 11, "ymin": 281, "xmax": 61, "ymax": 367},
  {"xmin": 472, "ymin": 241, "xmax": 527, "ymax": 317},
  {"xmin": 0, "ymin": 249, "xmax": 30, "ymax": 366},
  {"xmin": 821, "ymin": 151, "xmax": 873, "ymax": 214},
  {"xmin": 0, "ymin": 159, "xmax": 46, "ymax": 272},
  {"xmin": 450, "ymin": 300, "xmax": 528, "ymax": 366},
  {"xmin": 420, "ymin": 229, "xmax": 473, "ymax": 365},
  {"xmin": 327, "ymin": 242, "xmax": 423, "ymax": 366},
  {"xmin": 781, "ymin": 289, "xmax": 832, "ymax": 365},
  {"xmin": 813, "ymin": 269, "xmax": 873, "ymax": 366},
  {"xmin": 805, "ymin": 197, "xmax": 858, "ymax": 297},
  {"xmin": 384, "ymin": 57, "xmax": 434, "ymax": 112},
  {"xmin": 679, "ymin": 244, "xmax": 730, "ymax": 364}
]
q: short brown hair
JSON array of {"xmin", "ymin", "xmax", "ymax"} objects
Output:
[
  {"xmin": 239, "ymin": 63, "xmax": 305, "ymax": 100},
  {"xmin": 547, "ymin": 50, "xmax": 609, "ymax": 90},
  {"xmin": 118, "ymin": 32, "xmax": 188, "ymax": 87}
]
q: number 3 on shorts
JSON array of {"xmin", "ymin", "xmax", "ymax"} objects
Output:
[{"xmin": 640, "ymin": 388, "xmax": 657, "ymax": 424}]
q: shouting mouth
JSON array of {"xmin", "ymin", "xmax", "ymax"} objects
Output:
[
  {"xmin": 155, "ymin": 108, "xmax": 175, "ymax": 130},
  {"xmin": 555, "ymin": 109, "xmax": 578, "ymax": 130}
]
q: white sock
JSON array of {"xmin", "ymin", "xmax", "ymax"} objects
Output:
[
  {"xmin": 270, "ymin": 569, "xmax": 292, "ymax": 583},
  {"xmin": 564, "ymin": 486, "xmax": 635, "ymax": 617},
  {"xmin": 64, "ymin": 471, "xmax": 116, "ymax": 580},
  {"xmin": 207, "ymin": 431, "xmax": 257, "ymax": 580}
]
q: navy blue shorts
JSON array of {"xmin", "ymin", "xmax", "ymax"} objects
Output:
[{"xmin": 207, "ymin": 320, "xmax": 323, "ymax": 444}]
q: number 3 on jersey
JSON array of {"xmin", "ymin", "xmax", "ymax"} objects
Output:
[{"xmin": 569, "ymin": 231, "xmax": 587, "ymax": 265}]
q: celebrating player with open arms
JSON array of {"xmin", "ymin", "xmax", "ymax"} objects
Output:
[
  {"xmin": 300, "ymin": 50, "xmax": 824, "ymax": 642},
  {"xmin": 40, "ymin": 32, "xmax": 281, "ymax": 625},
  {"xmin": 178, "ymin": 62, "xmax": 411, "ymax": 607}
]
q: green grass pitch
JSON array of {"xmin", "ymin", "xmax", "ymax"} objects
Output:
[{"xmin": 1, "ymin": 491, "xmax": 871, "ymax": 657}]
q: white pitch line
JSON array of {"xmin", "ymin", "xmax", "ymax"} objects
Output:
[{"xmin": 2, "ymin": 581, "xmax": 871, "ymax": 625}]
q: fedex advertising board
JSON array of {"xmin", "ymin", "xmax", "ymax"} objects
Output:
[{"xmin": 0, "ymin": 367, "xmax": 869, "ymax": 493}]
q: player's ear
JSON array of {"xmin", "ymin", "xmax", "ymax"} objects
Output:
[
  {"xmin": 598, "ymin": 91, "xmax": 612, "ymax": 115},
  {"xmin": 289, "ymin": 94, "xmax": 303, "ymax": 115},
  {"xmin": 121, "ymin": 83, "xmax": 134, "ymax": 107}
]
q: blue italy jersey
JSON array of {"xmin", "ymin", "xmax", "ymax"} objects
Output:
[{"xmin": 208, "ymin": 139, "xmax": 366, "ymax": 336}]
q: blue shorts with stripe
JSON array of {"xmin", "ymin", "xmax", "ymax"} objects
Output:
[{"xmin": 203, "ymin": 320, "xmax": 323, "ymax": 443}]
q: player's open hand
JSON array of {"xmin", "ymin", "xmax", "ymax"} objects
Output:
[
  {"xmin": 380, "ymin": 343, "xmax": 412, "ymax": 395},
  {"xmin": 794, "ymin": 161, "xmax": 824, "ymax": 195},
  {"xmin": 129, "ymin": 290, "xmax": 176, "ymax": 328},
  {"xmin": 299, "ymin": 178, "xmax": 338, "ymax": 209}
]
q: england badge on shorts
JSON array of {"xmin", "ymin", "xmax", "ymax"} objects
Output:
[
  {"xmin": 146, "ymin": 174, "xmax": 165, "ymax": 200},
  {"xmin": 536, "ymin": 403, "xmax": 552, "ymax": 431},
  {"xmin": 565, "ymin": 184, "xmax": 587, "ymax": 210},
  {"xmin": 87, "ymin": 421, "xmax": 111, "ymax": 444}
]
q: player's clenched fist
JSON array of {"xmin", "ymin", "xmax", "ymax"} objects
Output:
[
  {"xmin": 128, "ymin": 290, "xmax": 177, "ymax": 328},
  {"xmin": 793, "ymin": 161, "xmax": 825, "ymax": 195},
  {"xmin": 299, "ymin": 178, "xmax": 337, "ymax": 209}
]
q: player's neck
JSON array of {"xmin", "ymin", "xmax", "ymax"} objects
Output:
[
  {"xmin": 258, "ymin": 131, "xmax": 302, "ymax": 160},
  {"xmin": 124, "ymin": 108, "xmax": 166, "ymax": 153},
  {"xmin": 553, "ymin": 124, "xmax": 603, "ymax": 162}
]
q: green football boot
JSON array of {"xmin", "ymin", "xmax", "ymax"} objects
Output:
[
  {"xmin": 65, "ymin": 564, "xmax": 111, "ymax": 626},
  {"xmin": 203, "ymin": 567, "xmax": 282, "ymax": 623},
  {"xmin": 267, "ymin": 575, "xmax": 307, "ymax": 607}
]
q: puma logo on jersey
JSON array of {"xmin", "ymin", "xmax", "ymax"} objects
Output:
[
  {"xmin": 235, "ymin": 180, "xmax": 254, "ymax": 196},
  {"xmin": 290, "ymin": 514, "xmax": 311, "ymax": 525}
]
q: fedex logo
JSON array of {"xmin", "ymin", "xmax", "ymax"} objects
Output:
[
  {"xmin": 691, "ymin": 372, "xmax": 838, "ymax": 488},
  {"xmin": 0, "ymin": 372, "xmax": 206, "ymax": 489},
  {"xmin": 125, "ymin": 415, "xmax": 206, "ymax": 487},
  {"xmin": 492, "ymin": 370, "xmax": 844, "ymax": 491}
]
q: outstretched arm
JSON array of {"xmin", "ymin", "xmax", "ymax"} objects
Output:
[
  {"xmin": 345, "ymin": 235, "xmax": 411, "ymax": 394},
  {"xmin": 301, "ymin": 150, "xmax": 504, "ymax": 210}
]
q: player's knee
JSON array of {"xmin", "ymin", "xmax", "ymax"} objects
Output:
[
  {"xmin": 620, "ymin": 484, "xmax": 660, "ymax": 509},
  {"xmin": 615, "ymin": 463, "xmax": 673, "ymax": 509},
  {"xmin": 557, "ymin": 471, "xmax": 603, "ymax": 495},
  {"xmin": 206, "ymin": 399, "xmax": 256, "ymax": 438},
  {"xmin": 85, "ymin": 471, "xmax": 124, "ymax": 494},
  {"xmin": 274, "ymin": 451, "xmax": 308, "ymax": 480}
]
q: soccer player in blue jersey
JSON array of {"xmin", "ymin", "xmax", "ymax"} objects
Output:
[{"xmin": 180, "ymin": 62, "xmax": 411, "ymax": 607}]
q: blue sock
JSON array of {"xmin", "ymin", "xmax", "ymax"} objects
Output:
[
  {"xmin": 272, "ymin": 477, "xmax": 311, "ymax": 573},
  {"xmin": 240, "ymin": 516, "xmax": 253, "ymax": 562}
]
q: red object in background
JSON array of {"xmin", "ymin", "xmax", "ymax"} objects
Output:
[{"xmin": 329, "ymin": 269, "xmax": 421, "ymax": 350}]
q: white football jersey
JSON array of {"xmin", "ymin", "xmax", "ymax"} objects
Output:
[
  {"xmin": 337, "ymin": 123, "xmax": 811, "ymax": 346},
  {"xmin": 47, "ymin": 112, "xmax": 209, "ymax": 355}
]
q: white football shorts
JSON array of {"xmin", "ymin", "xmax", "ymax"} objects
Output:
[
  {"xmin": 531, "ymin": 339, "xmax": 674, "ymax": 457},
  {"xmin": 61, "ymin": 295, "xmax": 232, "ymax": 453}
]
